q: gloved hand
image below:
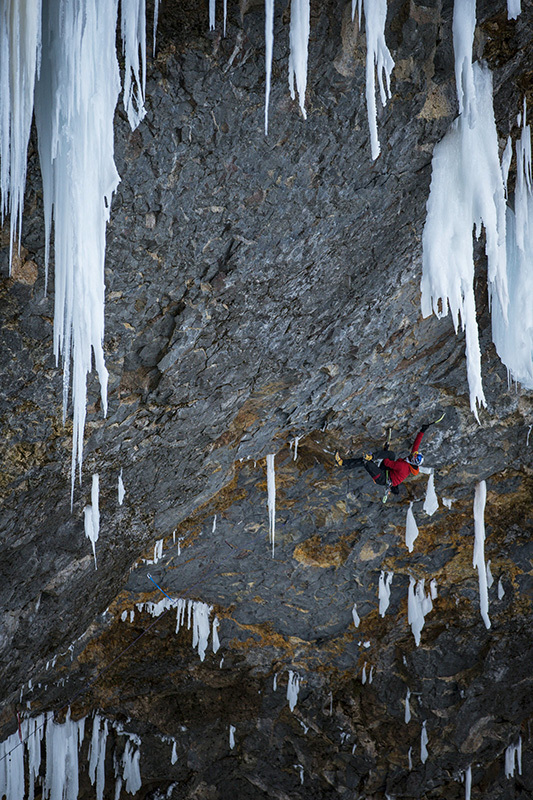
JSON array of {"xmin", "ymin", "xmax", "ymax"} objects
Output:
[{"xmin": 420, "ymin": 423, "xmax": 430, "ymax": 432}]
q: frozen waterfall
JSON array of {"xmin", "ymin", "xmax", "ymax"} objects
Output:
[{"xmin": 1, "ymin": 1, "xmax": 153, "ymax": 497}]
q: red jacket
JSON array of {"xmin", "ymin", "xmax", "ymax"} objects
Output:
[{"xmin": 382, "ymin": 431, "xmax": 425, "ymax": 487}]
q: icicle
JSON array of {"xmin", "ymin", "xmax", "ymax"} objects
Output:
[
  {"xmin": 507, "ymin": 0, "xmax": 521, "ymax": 20},
  {"xmin": 352, "ymin": 602, "xmax": 361, "ymax": 627},
  {"xmin": 118, "ymin": 469, "xmax": 125, "ymax": 505},
  {"xmin": 442, "ymin": 497, "xmax": 453, "ymax": 509},
  {"xmin": 362, "ymin": 0, "xmax": 394, "ymax": 160},
  {"xmin": 35, "ymin": 0, "xmax": 121, "ymax": 499},
  {"xmin": 122, "ymin": 740, "xmax": 141, "ymax": 794},
  {"xmin": 88, "ymin": 714, "xmax": 108, "ymax": 800},
  {"xmin": 486, "ymin": 560, "xmax": 494, "ymax": 588},
  {"xmin": 406, "ymin": 503, "xmax": 419, "ymax": 552},
  {"xmin": 212, "ymin": 515, "xmax": 217, "ymax": 533},
  {"xmin": 84, "ymin": 474, "xmax": 100, "ymax": 569},
  {"xmin": 408, "ymin": 577, "xmax": 433, "ymax": 646},
  {"xmin": 140, "ymin": 596, "xmax": 215, "ymax": 660},
  {"xmin": 361, "ymin": 663, "xmax": 367, "ymax": 684},
  {"xmin": 209, "ymin": 0, "xmax": 216, "ymax": 30},
  {"xmin": 498, "ymin": 577, "xmax": 505, "ymax": 599},
  {"xmin": 273, "ymin": 673, "xmax": 277, "ymax": 691},
  {"xmin": 264, "ymin": 0, "xmax": 274, "ymax": 134},
  {"xmin": 229, "ymin": 725, "xmax": 236, "ymax": 750},
  {"xmin": 120, "ymin": 0, "xmax": 147, "ymax": 130},
  {"xmin": 170, "ymin": 741, "xmax": 178, "ymax": 765},
  {"xmin": 420, "ymin": 720, "xmax": 428, "ymax": 764},
  {"xmin": 191, "ymin": 601, "xmax": 212, "ymax": 661},
  {"xmin": 404, "ymin": 688, "xmax": 411, "ymax": 723},
  {"xmin": 212, "ymin": 616, "xmax": 220, "ymax": 653},
  {"xmin": 0, "ymin": 728, "xmax": 25, "ymax": 800},
  {"xmin": 287, "ymin": 671, "xmax": 300, "ymax": 711},
  {"xmin": 473, "ymin": 481, "xmax": 491, "ymax": 629},
  {"xmin": 464, "ymin": 765, "xmax": 472, "ymax": 800},
  {"xmin": 452, "ymin": 0, "xmax": 476, "ymax": 124},
  {"xmin": 429, "ymin": 579, "xmax": 438, "ymax": 599},
  {"xmin": 423, "ymin": 473, "xmax": 439, "ymax": 516},
  {"xmin": 44, "ymin": 710, "xmax": 85, "ymax": 800},
  {"xmin": 288, "ymin": 0, "xmax": 310, "ymax": 119},
  {"xmin": 0, "ymin": 1, "xmax": 42, "ymax": 264},
  {"xmin": 266, "ymin": 454, "xmax": 276, "ymax": 556},
  {"xmin": 421, "ymin": 63, "xmax": 508, "ymax": 419},
  {"xmin": 378, "ymin": 570, "xmax": 393, "ymax": 616},
  {"xmin": 505, "ymin": 737, "xmax": 522, "ymax": 777},
  {"xmin": 24, "ymin": 715, "xmax": 45, "ymax": 800},
  {"xmin": 501, "ymin": 136, "xmax": 513, "ymax": 197},
  {"xmin": 492, "ymin": 103, "xmax": 533, "ymax": 389},
  {"xmin": 290, "ymin": 436, "xmax": 301, "ymax": 460},
  {"xmin": 408, "ymin": 746, "xmax": 413, "ymax": 771},
  {"xmin": 153, "ymin": 0, "xmax": 161, "ymax": 56}
]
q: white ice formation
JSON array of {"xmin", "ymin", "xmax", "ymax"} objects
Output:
[
  {"xmin": 352, "ymin": 602, "xmax": 361, "ymax": 627},
  {"xmin": 357, "ymin": 0, "xmax": 395, "ymax": 160},
  {"xmin": 287, "ymin": 670, "xmax": 300, "ymax": 711},
  {"xmin": 0, "ymin": 711, "xmax": 142, "ymax": 800},
  {"xmin": 505, "ymin": 737, "xmax": 522, "ymax": 778},
  {"xmin": 266, "ymin": 453, "xmax": 276, "ymax": 556},
  {"xmin": 350, "ymin": 0, "xmax": 395, "ymax": 157},
  {"xmin": 420, "ymin": 720, "xmax": 428, "ymax": 764},
  {"xmin": 88, "ymin": 714, "xmax": 108, "ymax": 800},
  {"xmin": 404, "ymin": 688, "xmax": 411, "ymax": 723},
  {"xmin": 0, "ymin": 2, "xmax": 41, "ymax": 261},
  {"xmin": 378, "ymin": 570, "xmax": 393, "ymax": 617},
  {"xmin": 406, "ymin": 502, "xmax": 419, "ymax": 552},
  {"xmin": 408, "ymin": 577, "xmax": 434, "ymax": 646},
  {"xmin": 0, "ymin": 2, "xmax": 153, "ymax": 495},
  {"xmin": 118, "ymin": 470, "xmax": 125, "ymax": 505},
  {"xmin": 264, "ymin": 0, "xmax": 275, "ymax": 133},
  {"xmin": 464, "ymin": 765, "xmax": 472, "ymax": 800},
  {"xmin": 473, "ymin": 481, "xmax": 491, "ymax": 629},
  {"xmin": 288, "ymin": 0, "xmax": 310, "ymax": 120},
  {"xmin": 492, "ymin": 101, "xmax": 533, "ymax": 389},
  {"xmin": 127, "ymin": 596, "xmax": 219, "ymax": 661},
  {"xmin": 507, "ymin": 0, "xmax": 521, "ymax": 19},
  {"xmin": 229, "ymin": 724, "xmax": 236, "ymax": 750},
  {"xmin": 422, "ymin": 57, "xmax": 508, "ymax": 419},
  {"xmin": 422, "ymin": 0, "xmax": 533, "ymax": 413},
  {"xmin": 84, "ymin": 474, "xmax": 100, "ymax": 569},
  {"xmin": 423, "ymin": 473, "xmax": 439, "ymax": 516}
]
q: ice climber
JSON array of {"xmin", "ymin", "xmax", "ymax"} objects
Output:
[{"xmin": 334, "ymin": 418, "xmax": 442, "ymax": 501}]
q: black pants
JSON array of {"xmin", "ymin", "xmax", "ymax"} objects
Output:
[{"xmin": 343, "ymin": 449, "xmax": 396, "ymax": 488}]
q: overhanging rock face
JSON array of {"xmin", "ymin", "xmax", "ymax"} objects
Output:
[{"xmin": 0, "ymin": 1, "xmax": 532, "ymax": 798}]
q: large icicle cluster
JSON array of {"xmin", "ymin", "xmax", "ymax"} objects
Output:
[
  {"xmin": 124, "ymin": 596, "xmax": 220, "ymax": 662},
  {"xmin": 491, "ymin": 103, "xmax": 533, "ymax": 389},
  {"xmin": 1, "ymin": 1, "xmax": 150, "ymax": 495},
  {"xmin": 0, "ymin": 711, "xmax": 142, "ymax": 800},
  {"xmin": 422, "ymin": 0, "xmax": 532, "ymax": 413},
  {"xmin": 421, "ymin": 57, "xmax": 508, "ymax": 419}
]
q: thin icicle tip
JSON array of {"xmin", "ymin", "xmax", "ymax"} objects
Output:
[{"xmin": 288, "ymin": 0, "xmax": 310, "ymax": 120}]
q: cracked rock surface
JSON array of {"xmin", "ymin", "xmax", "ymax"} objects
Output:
[{"xmin": 0, "ymin": 1, "xmax": 532, "ymax": 798}]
